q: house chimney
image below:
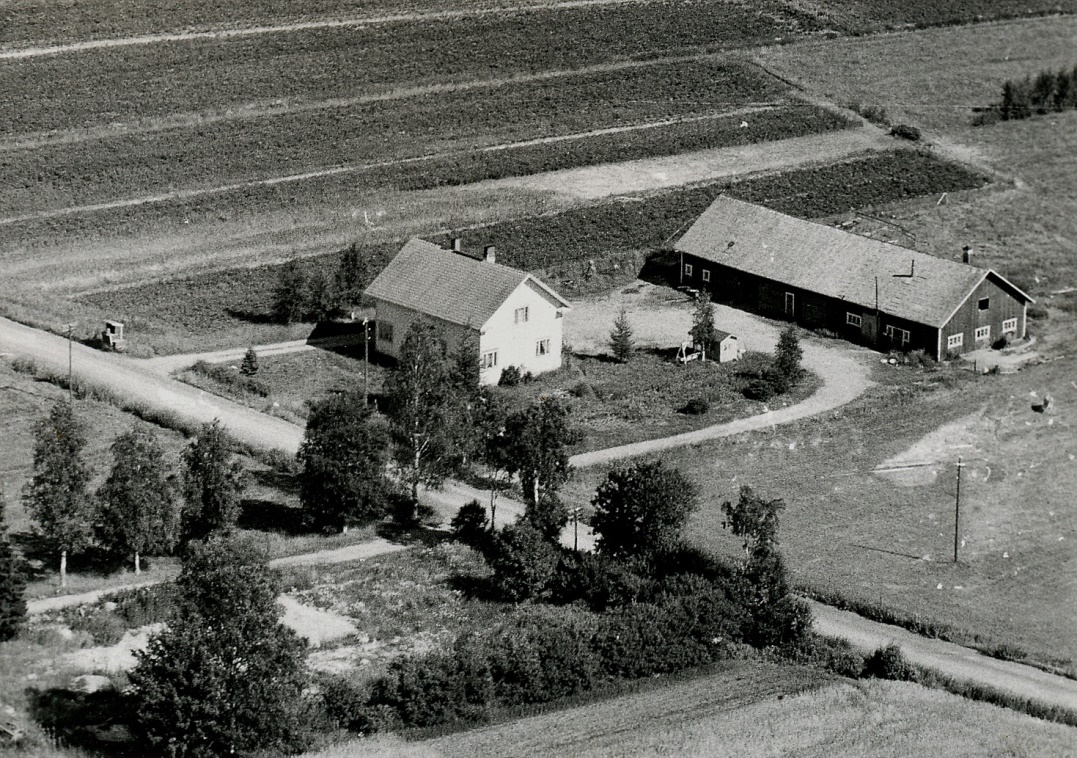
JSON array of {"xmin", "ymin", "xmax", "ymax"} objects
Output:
[
  {"xmin": 451, "ymin": 237, "xmax": 462, "ymax": 253},
  {"xmin": 962, "ymin": 245, "xmax": 973, "ymax": 265},
  {"xmin": 483, "ymin": 245, "xmax": 496, "ymax": 264}
]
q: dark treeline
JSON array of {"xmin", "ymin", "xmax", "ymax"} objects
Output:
[{"xmin": 981, "ymin": 64, "xmax": 1077, "ymax": 123}]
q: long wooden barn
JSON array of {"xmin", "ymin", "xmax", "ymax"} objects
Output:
[{"xmin": 674, "ymin": 196, "xmax": 1033, "ymax": 361}]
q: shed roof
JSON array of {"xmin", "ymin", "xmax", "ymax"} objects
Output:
[
  {"xmin": 675, "ymin": 196, "xmax": 1031, "ymax": 328},
  {"xmin": 365, "ymin": 238, "xmax": 570, "ymax": 328}
]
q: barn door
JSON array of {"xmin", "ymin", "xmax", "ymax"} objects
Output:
[
  {"xmin": 861, "ymin": 313, "xmax": 878, "ymax": 343},
  {"xmin": 784, "ymin": 292, "xmax": 795, "ymax": 317}
]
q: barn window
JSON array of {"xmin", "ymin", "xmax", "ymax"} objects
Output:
[
  {"xmin": 978, "ymin": 297, "xmax": 990, "ymax": 311},
  {"xmin": 947, "ymin": 333, "xmax": 963, "ymax": 349},
  {"xmin": 846, "ymin": 312, "xmax": 862, "ymax": 327},
  {"xmin": 378, "ymin": 322, "xmax": 394, "ymax": 343},
  {"xmin": 884, "ymin": 325, "xmax": 910, "ymax": 345},
  {"xmin": 480, "ymin": 351, "xmax": 498, "ymax": 369},
  {"xmin": 701, "ymin": 269, "xmax": 711, "ymax": 282},
  {"xmin": 684, "ymin": 263, "xmax": 694, "ymax": 277},
  {"xmin": 975, "ymin": 325, "xmax": 991, "ymax": 341},
  {"xmin": 536, "ymin": 339, "xmax": 550, "ymax": 356},
  {"xmin": 1002, "ymin": 318, "xmax": 1017, "ymax": 334},
  {"xmin": 514, "ymin": 306, "xmax": 529, "ymax": 324}
]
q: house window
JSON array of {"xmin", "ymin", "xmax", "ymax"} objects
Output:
[
  {"xmin": 514, "ymin": 306, "xmax": 529, "ymax": 324},
  {"xmin": 479, "ymin": 350, "xmax": 498, "ymax": 369},
  {"xmin": 536, "ymin": 339, "xmax": 550, "ymax": 356},
  {"xmin": 884, "ymin": 325, "xmax": 910, "ymax": 345},
  {"xmin": 378, "ymin": 322, "xmax": 394, "ymax": 343},
  {"xmin": 975, "ymin": 325, "xmax": 991, "ymax": 341},
  {"xmin": 947, "ymin": 333, "xmax": 964, "ymax": 349},
  {"xmin": 846, "ymin": 312, "xmax": 862, "ymax": 327},
  {"xmin": 978, "ymin": 297, "xmax": 990, "ymax": 311},
  {"xmin": 701, "ymin": 269, "xmax": 711, "ymax": 283},
  {"xmin": 1002, "ymin": 318, "xmax": 1017, "ymax": 334},
  {"xmin": 684, "ymin": 263, "xmax": 693, "ymax": 277}
]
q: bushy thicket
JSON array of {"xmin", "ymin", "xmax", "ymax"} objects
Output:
[
  {"xmin": 979, "ymin": 65, "xmax": 1077, "ymax": 123},
  {"xmin": 190, "ymin": 359, "xmax": 270, "ymax": 397}
]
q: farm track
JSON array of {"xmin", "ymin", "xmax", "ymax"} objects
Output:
[
  {"xmin": 0, "ymin": 52, "xmax": 774, "ymax": 151},
  {"xmin": 0, "ymin": 107, "xmax": 782, "ymax": 228},
  {"xmin": 0, "ymin": 0, "xmax": 649, "ymax": 59}
]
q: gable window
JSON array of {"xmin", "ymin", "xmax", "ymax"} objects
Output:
[
  {"xmin": 536, "ymin": 339, "xmax": 550, "ymax": 356},
  {"xmin": 514, "ymin": 306, "xmax": 529, "ymax": 324},
  {"xmin": 378, "ymin": 322, "xmax": 394, "ymax": 343},
  {"xmin": 684, "ymin": 263, "xmax": 693, "ymax": 277},
  {"xmin": 701, "ymin": 269, "xmax": 711, "ymax": 283},
  {"xmin": 846, "ymin": 312, "xmax": 862, "ymax": 327},
  {"xmin": 479, "ymin": 351, "xmax": 498, "ymax": 370},
  {"xmin": 1002, "ymin": 318, "xmax": 1017, "ymax": 334},
  {"xmin": 947, "ymin": 333, "xmax": 964, "ymax": 349},
  {"xmin": 884, "ymin": 325, "xmax": 910, "ymax": 346},
  {"xmin": 978, "ymin": 297, "xmax": 990, "ymax": 311},
  {"xmin": 975, "ymin": 325, "xmax": 991, "ymax": 341}
]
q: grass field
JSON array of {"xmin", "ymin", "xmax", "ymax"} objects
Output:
[
  {"xmin": 308, "ymin": 667, "xmax": 1077, "ymax": 757},
  {"xmin": 563, "ymin": 352, "xmax": 1077, "ymax": 673}
]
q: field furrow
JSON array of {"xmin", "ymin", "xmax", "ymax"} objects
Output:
[{"xmin": 0, "ymin": 2, "xmax": 818, "ymax": 136}]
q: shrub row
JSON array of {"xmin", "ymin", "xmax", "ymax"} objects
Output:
[
  {"xmin": 977, "ymin": 64, "xmax": 1077, "ymax": 124},
  {"xmin": 351, "ymin": 582, "xmax": 744, "ymax": 732}
]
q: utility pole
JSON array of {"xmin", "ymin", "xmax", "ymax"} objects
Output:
[
  {"xmin": 954, "ymin": 456, "xmax": 964, "ymax": 564},
  {"xmin": 362, "ymin": 317, "xmax": 370, "ymax": 406},
  {"xmin": 62, "ymin": 322, "xmax": 78, "ymax": 403},
  {"xmin": 570, "ymin": 504, "xmax": 581, "ymax": 552}
]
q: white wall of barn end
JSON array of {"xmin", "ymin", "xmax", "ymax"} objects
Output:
[
  {"xmin": 479, "ymin": 280, "xmax": 565, "ymax": 385},
  {"xmin": 372, "ymin": 298, "xmax": 477, "ymax": 362}
]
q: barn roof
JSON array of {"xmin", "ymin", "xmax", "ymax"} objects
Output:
[
  {"xmin": 675, "ymin": 196, "xmax": 1031, "ymax": 328},
  {"xmin": 365, "ymin": 238, "xmax": 570, "ymax": 328}
]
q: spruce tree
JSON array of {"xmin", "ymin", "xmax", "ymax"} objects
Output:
[
  {"xmin": 181, "ymin": 421, "xmax": 245, "ymax": 544},
  {"xmin": 0, "ymin": 487, "xmax": 27, "ymax": 642},
  {"xmin": 772, "ymin": 325, "xmax": 803, "ymax": 393},
  {"xmin": 239, "ymin": 347, "xmax": 259, "ymax": 377},
  {"xmin": 609, "ymin": 309, "xmax": 634, "ymax": 363},
  {"xmin": 272, "ymin": 260, "xmax": 308, "ymax": 324},
  {"xmin": 23, "ymin": 401, "xmax": 93, "ymax": 587},
  {"xmin": 97, "ymin": 424, "xmax": 180, "ymax": 574}
]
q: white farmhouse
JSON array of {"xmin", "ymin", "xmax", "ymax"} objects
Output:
[{"xmin": 364, "ymin": 238, "xmax": 571, "ymax": 385}]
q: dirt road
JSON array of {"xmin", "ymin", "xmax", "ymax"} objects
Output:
[
  {"xmin": 808, "ymin": 600, "xmax": 1077, "ymax": 710},
  {"xmin": 0, "ymin": 315, "xmax": 304, "ymax": 454},
  {"xmin": 565, "ymin": 284, "xmax": 874, "ymax": 468}
]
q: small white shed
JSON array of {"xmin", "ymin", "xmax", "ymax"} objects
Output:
[{"xmin": 713, "ymin": 330, "xmax": 739, "ymax": 363}]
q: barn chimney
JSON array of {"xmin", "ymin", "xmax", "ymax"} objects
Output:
[
  {"xmin": 483, "ymin": 245, "xmax": 496, "ymax": 264},
  {"xmin": 451, "ymin": 237, "xmax": 463, "ymax": 253},
  {"xmin": 962, "ymin": 245, "xmax": 974, "ymax": 265}
]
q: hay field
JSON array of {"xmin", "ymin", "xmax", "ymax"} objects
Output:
[{"xmin": 306, "ymin": 665, "xmax": 1076, "ymax": 757}]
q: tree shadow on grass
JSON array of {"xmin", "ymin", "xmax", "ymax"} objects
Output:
[
  {"xmin": 26, "ymin": 686, "xmax": 135, "ymax": 756},
  {"xmin": 637, "ymin": 249, "xmax": 680, "ymax": 288},
  {"xmin": 446, "ymin": 572, "xmax": 502, "ymax": 603},
  {"xmin": 250, "ymin": 466, "xmax": 300, "ymax": 496},
  {"xmin": 10, "ymin": 533, "xmax": 128, "ymax": 581},
  {"xmin": 237, "ymin": 499, "xmax": 312, "ymax": 536},
  {"xmin": 374, "ymin": 522, "xmax": 452, "ymax": 549},
  {"xmin": 224, "ymin": 307, "xmax": 278, "ymax": 325}
]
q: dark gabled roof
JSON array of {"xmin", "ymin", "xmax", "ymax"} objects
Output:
[
  {"xmin": 675, "ymin": 196, "xmax": 1032, "ymax": 328},
  {"xmin": 364, "ymin": 238, "xmax": 570, "ymax": 328},
  {"xmin": 714, "ymin": 329, "xmax": 735, "ymax": 342}
]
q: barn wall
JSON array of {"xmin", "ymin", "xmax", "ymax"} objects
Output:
[{"xmin": 940, "ymin": 276, "xmax": 1027, "ymax": 357}]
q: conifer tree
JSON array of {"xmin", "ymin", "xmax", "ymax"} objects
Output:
[
  {"xmin": 689, "ymin": 295, "xmax": 720, "ymax": 360},
  {"xmin": 239, "ymin": 347, "xmax": 259, "ymax": 377},
  {"xmin": 273, "ymin": 260, "xmax": 308, "ymax": 324},
  {"xmin": 609, "ymin": 309, "xmax": 635, "ymax": 363},
  {"xmin": 772, "ymin": 325, "xmax": 803, "ymax": 393},
  {"xmin": 23, "ymin": 402, "xmax": 93, "ymax": 587},
  {"xmin": 97, "ymin": 424, "xmax": 180, "ymax": 574},
  {"xmin": 0, "ymin": 486, "xmax": 27, "ymax": 641}
]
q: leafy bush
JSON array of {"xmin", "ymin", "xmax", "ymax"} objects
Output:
[
  {"xmin": 679, "ymin": 397, "xmax": 710, "ymax": 415},
  {"xmin": 569, "ymin": 381, "xmax": 595, "ymax": 399},
  {"xmin": 849, "ymin": 102, "xmax": 890, "ymax": 125},
  {"xmin": 450, "ymin": 499, "xmax": 490, "ymax": 550},
  {"xmin": 550, "ymin": 551, "xmax": 650, "ymax": 611},
  {"xmin": 993, "ymin": 334, "xmax": 1010, "ymax": 350},
  {"xmin": 486, "ymin": 521, "xmax": 559, "ymax": 603},
  {"xmin": 371, "ymin": 649, "xmax": 494, "ymax": 729},
  {"xmin": 864, "ymin": 644, "xmax": 918, "ymax": 682},
  {"xmin": 743, "ymin": 376, "xmax": 780, "ymax": 401},
  {"xmin": 498, "ymin": 365, "xmax": 523, "ymax": 387},
  {"xmin": 890, "ymin": 124, "xmax": 922, "ymax": 141},
  {"xmin": 1028, "ymin": 304, "xmax": 1048, "ymax": 321}
]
